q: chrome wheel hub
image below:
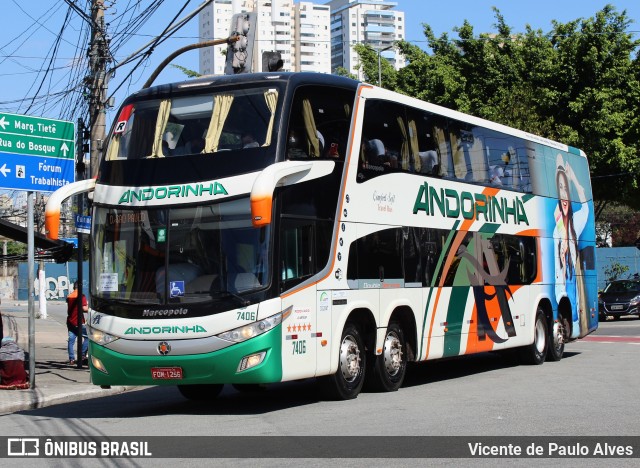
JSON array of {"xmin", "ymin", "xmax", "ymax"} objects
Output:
[
  {"xmin": 553, "ymin": 322, "xmax": 564, "ymax": 349},
  {"xmin": 535, "ymin": 318, "xmax": 546, "ymax": 353},
  {"xmin": 383, "ymin": 331, "xmax": 403, "ymax": 376},
  {"xmin": 339, "ymin": 335, "xmax": 361, "ymax": 382}
]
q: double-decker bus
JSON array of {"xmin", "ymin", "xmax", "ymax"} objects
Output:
[{"xmin": 46, "ymin": 72, "xmax": 597, "ymax": 400}]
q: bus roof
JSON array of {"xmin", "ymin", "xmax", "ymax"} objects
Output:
[
  {"xmin": 130, "ymin": 72, "xmax": 361, "ymax": 100},
  {"xmin": 126, "ymin": 71, "xmax": 585, "ymax": 159}
]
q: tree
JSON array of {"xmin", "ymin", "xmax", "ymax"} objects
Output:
[
  {"xmin": 333, "ymin": 67, "xmax": 357, "ymax": 80},
  {"xmin": 549, "ymin": 6, "xmax": 640, "ymax": 212},
  {"xmin": 595, "ymin": 203, "xmax": 640, "ymax": 247},
  {"xmin": 352, "ymin": 43, "xmax": 397, "ymax": 89},
  {"xmin": 603, "ymin": 260, "xmax": 629, "ymax": 283}
]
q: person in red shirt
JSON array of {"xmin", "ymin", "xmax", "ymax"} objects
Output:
[{"xmin": 66, "ymin": 281, "xmax": 88, "ymax": 366}]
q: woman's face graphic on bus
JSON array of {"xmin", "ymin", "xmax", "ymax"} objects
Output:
[{"xmin": 557, "ymin": 170, "xmax": 570, "ymax": 215}]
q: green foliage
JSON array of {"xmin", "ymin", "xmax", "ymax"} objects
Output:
[
  {"xmin": 6, "ymin": 241, "xmax": 26, "ymax": 256},
  {"xmin": 352, "ymin": 4, "xmax": 640, "ymax": 213},
  {"xmin": 171, "ymin": 64, "xmax": 202, "ymax": 78},
  {"xmin": 604, "ymin": 260, "xmax": 630, "ymax": 282},
  {"xmin": 334, "ymin": 67, "xmax": 357, "ymax": 80},
  {"xmin": 595, "ymin": 202, "xmax": 640, "ymax": 247},
  {"xmin": 353, "ymin": 43, "xmax": 397, "ymax": 89}
]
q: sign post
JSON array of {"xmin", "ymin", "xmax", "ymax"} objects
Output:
[{"xmin": 0, "ymin": 112, "xmax": 76, "ymax": 386}]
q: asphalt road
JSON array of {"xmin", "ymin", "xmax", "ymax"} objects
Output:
[{"xmin": 1, "ymin": 315, "xmax": 638, "ymax": 467}]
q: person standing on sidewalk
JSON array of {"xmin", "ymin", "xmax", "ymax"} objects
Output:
[{"xmin": 66, "ymin": 282, "xmax": 88, "ymax": 366}]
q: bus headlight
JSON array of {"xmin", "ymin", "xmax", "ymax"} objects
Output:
[
  {"xmin": 88, "ymin": 327, "xmax": 119, "ymax": 346},
  {"xmin": 217, "ymin": 310, "xmax": 287, "ymax": 343}
]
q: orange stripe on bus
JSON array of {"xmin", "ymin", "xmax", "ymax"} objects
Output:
[
  {"xmin": 425, "ymin": 185, "xmax": 516, "ymax": 359},
  {"xmin": 424, "ymin": 228, "xmax": 467, "ymax": 359},
  {"xmin": 517, "ymin": 228, "xmax": 541, "ymax": 237}
]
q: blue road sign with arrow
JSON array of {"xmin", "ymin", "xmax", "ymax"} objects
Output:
[{"xmin": 0, "ymin": 112, "xmax": 75, "ymax": 192}]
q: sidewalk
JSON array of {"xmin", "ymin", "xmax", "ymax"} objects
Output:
[{"xmin": 0, "ymin": 300, "xmax": 136, "ymax": 415}]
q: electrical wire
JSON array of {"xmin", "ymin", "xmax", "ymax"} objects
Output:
[{"xmin": 107, "ymin": 1, "xmax": 191, "ymax": 101}]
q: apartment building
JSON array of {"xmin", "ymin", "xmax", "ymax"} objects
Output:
[
  {"xmin": 198, "ymin": 0, "xmax": 330, "ymax": 75},
  {"xmin": 293, "ymin": 2, "xmax": 331, "ymax": 72},
  {"xmin": 198, "ymin": 0, "xmax": 404, "ymax": 77},
  {"xmin": 326, "ymin": 0, "xmax": 405, "ymax": 79}
]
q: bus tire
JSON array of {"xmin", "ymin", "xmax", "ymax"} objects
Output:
[
  {"xmin": 177, "ymin": 384, "xmax": 224, "ymax": 401},
  {"xmin": 547, "ymin": 316, "xmax": 565, "ymax": 362},
  {"xmin": 519, "ymin": 308, "xmax": 547, "ymax": 365},
  {"xmin": 366, "ymin": 320, "xmax": 406, "ymax": 392},
  {"xmin": 321, "ymin": 322, "xmax": 366, "ymax": 400}
]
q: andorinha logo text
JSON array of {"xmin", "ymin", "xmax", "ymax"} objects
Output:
[
  {"xmin": 413, "ymin": 181, "xmax": 529, "ymax": 226},
  {"xmin": 124, "ymin": 325, "xmax": 207, "ymax": 335},
  {"xmin": 118, "ymin": 182, "xmax": 228, "ymax": 204}
]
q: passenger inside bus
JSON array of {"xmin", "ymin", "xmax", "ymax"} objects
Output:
[
  {"xmin": 286, "ymin": 129, "xmax": 325, "ymax": 158},
  {"xmin": 362, "ymin": 138, "xmax": 387, "ymax": 169},
  {"xmin": 419, "ymin": 150, "xmax": 438, "ymax": 175},
  {"xmin": 489, "ymin": 165, "xmax": 502, "ymax": 185},
  {"xmin": 242, "ymin": 132, "xmax": 260, "ymax": 148},
  {"xmin": 287, "ymin": 129, "xmax": 308, "ymax": 158}
]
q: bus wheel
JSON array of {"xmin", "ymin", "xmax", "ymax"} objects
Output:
[
  {"xmin": 321, "ymin": 322, "xmax": 366, "ymax": 400},
  {"xmin": 177, "ymin": 384, "xmax": 224, "ymax": 401},
  {"xmin": 519, "ymin": 308, "xmax": 547, "ymax": 365},
  {"xmin": 547, "ymin": 317, "xmax": 565, "ymax": 362},
  {"xmin": 367, "ymin": 321, "xmax": 406, "ymax": 392}
]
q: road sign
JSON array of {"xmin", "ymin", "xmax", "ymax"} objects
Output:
[
  {"xmin": 60, "ymin": 237, "xmax": 79, "ymax": 248},
  {"xmin": 75, "ymin": 215, "xmax": 91, "ymax": 234},
  {"xmin": 0, "ymin": 112, "xmax": 75, "ymax": 192}
]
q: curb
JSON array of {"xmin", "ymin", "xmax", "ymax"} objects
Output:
[{"xmin": 0, "ymin": 385, "xmax": 139, "ymax": 415}]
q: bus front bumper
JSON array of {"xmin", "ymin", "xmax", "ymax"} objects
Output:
[{"xmin": 88, "ymin": 326, "xmax": 283, "ymax": 386}]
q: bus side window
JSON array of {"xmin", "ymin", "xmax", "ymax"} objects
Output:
[
  {"xmin": 279, "ymin": 217, "xmax": 332, "ymax": 290},
  {"xmin": 361, "ymin": 100, "xmax": 406, "ymax": 171},
  {"xmin": 408, "ymin": 109, "xmax": 440, "ymax": 176},
  {"xmin": 347, "ymin": 228, "xmax": 403, "ymax": 285},
  {"xmin": 286, "ymin": 85, "xmax": 355, "ymax": 161}
]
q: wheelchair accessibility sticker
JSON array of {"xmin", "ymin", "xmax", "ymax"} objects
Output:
[{"xmin": 169, "ymin": 281, "xmax": 185, "ymax": 298}]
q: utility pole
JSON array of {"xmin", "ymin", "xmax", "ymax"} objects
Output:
[{"xmin": 88, "ymin": 0, "xmax": 109, "ymax": 178}]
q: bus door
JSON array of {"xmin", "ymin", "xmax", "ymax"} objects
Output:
[
  {"xmin": 278, "ymin": 218, "xmax": 320, "ymax": 381},
  {"xmin": 281, "ymin": 286, "xmax": 317, "ymax": 381}
]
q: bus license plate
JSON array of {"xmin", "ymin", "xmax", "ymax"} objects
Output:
[{"xmin": 151, "ymin": 367, "xmax": 183, "ymax": 380}]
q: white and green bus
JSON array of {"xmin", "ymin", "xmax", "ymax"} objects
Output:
[{"xmin": 46, "ymin": 72, "xmax": 597, "ymax": 400}]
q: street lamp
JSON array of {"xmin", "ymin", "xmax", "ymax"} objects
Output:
[{"xmin": 378, "ymin": 45, "xmax": 394, "ymax": 87}]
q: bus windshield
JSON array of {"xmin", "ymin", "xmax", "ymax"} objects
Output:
[
  {"xmin": 92, "ymin": 197, "xmax": 270, "ymax": 304},
  {"xmin": 106, "ymin": 85, "xmax": 280, "ymax": 160}
]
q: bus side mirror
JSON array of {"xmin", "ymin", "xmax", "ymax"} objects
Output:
[
  {"xmin": 45, "ymin": 179, "xmax": 96, "ymax": 240},
  {"xmin": 250, "ymin": 161, "xmax": 336, "ymax": 227}
]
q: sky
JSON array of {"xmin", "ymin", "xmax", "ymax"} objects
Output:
[{"xmin": 1, "ymin": 0, "xmax": 639, "ymax": 130}]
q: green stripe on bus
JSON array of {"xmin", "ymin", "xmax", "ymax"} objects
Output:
[
  {"xmin": 419, "ymin": 220, "xmax": 460, "ymax": 360},
  {"xmin": 478, "ymin": 223, "xmax": 500, "ymax": 234},
  {"xmin": 442, "ymin": 286, "xmax": 470, "ymax": 357}
]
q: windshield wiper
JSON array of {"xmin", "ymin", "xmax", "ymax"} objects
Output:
[{"xmin": 213, "ymin": 289, "xmax": 250, "ymax": 308}]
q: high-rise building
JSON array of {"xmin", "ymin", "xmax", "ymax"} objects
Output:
[
  {"xmin": 293, "ymin": 2, "xmax": 331, "ymax": 72},
  {"xmin": 198, "ymin": 0, "xmax": 331, "ymax": 75},
  {"xmin": 326, "ymin": 0, "xmax": 405, "ymax": 79}
]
